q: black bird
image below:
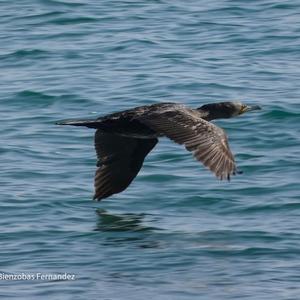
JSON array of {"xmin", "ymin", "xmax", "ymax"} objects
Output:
[{"xmin": 56, "ymin": 101, "xmax": 261, "ymax": 201}]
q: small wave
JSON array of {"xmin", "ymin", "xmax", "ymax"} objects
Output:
[
  {"xmin": 268, "ymin": 3, "xmax": 300, "ymax": 10},
  {"xmin": 48, "ymin": 16, "xmax": 98, "ymax": 25},
  {"xmin": 140, "ymin": 174, "xmax": 183, "ymax": 182},
  {"xmin": 204, "ymin": 5, "xmax": 259, "ymax": 16},
  {"xmin": 252, "ymin": 46, "xmax": 300, "ymax": 56},
  {"xmin": 166, "ymin": 82, "xmax": 249, "ymax": 92},
  {"xmin": 0, "ymin": 49, "xmax": 50, "ymax": 61},
  {"xmin": 232, "ymin": 247, "xmax": 289, "ymax": 256},
  {"xmin": 46, "ymin": 31, "xmax": 89, "ymax": 39},
  {"xmin": 13, "ymin": 11, "xmax": 63, "ymax": 21},
  {"xmin": 234, "ymin": 202, "xmax": 300, "ymax": 214},
  {"xmin": 10, "ymin": 91, "xmax": 84, "ymax": 109},
  {"xmin": 17, "ymin": 90, "xmax": 55, "ymax": 100},
  {"xmin": 197, "ymin": 229, "xmax": 283, "ymax": 242},
  {"xmin": 262, "ymin": 109, "xmax": 300, "ymax": 120},
  {"xmin": 39, "ymin": 0, "xmax": 85, "ymax": 7}
]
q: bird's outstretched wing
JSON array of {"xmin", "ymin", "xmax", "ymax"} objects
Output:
[
  {"xmin": 94, "ymin": 130, "xmax": 158, "ymax": 200},
  {"xmin": 137, "ymin": 108, "xmax": 237, "ymax": 180}
]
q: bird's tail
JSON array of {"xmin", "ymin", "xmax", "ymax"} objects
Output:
[{"xmin": 55, "ymin": 119, "xmax": 100, "ymax": 128}]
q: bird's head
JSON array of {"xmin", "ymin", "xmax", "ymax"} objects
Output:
[{"xmin": 197, "ymin": 101, "xmax": 261, "ymax": 121}]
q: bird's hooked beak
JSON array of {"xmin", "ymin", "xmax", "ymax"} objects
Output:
[{"xmin": 240, "ymin": 104, "xmax": 261, "ymax": 114}]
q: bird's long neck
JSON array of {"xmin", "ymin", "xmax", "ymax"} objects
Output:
[
  {"xmin": 196, "ymin": 103, "xmax": 232, "ymax": 121},
  {"xmin": 196, "ymin": 107, "xmax": 223, "ymax": 121}
]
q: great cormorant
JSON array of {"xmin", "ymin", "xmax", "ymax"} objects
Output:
[{"xmin": 56, "ymin": 101, "xmax": 261, "ymax": 200}]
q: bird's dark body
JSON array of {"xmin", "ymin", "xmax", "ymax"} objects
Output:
[
  {"xmin": 93, "ymin": 116, "xmax": 157, "ymax": 138},
  {"xmin": 71, "ymin": 103, "xmax": 192, "ymax": 138},
  {"xmin": 56, "ymin": 101, "xmax": 260, "ymax": 201}
]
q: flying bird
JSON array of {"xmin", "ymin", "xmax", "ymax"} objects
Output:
[{"xmin": 56, "ymin": 101, "xmax": 261, "ymax": 201}]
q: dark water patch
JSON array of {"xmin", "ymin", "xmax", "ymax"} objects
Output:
[
  {"xmin": 222, "ymin": 186, "xmax": 273, "ymax": 196},
  {"xmin": 262, "ymin": 109, "xmax": 300, "ymax": 120},
  {"xmin": 174, "ymin": 195, "xmax": 233, "ymax": 209},
  {"xmin": 48, "ymin": 16, "xmax": 98, "ymax": 25},
  {"xmin": 204, "ymin": 5, "xmax": 259, "ymax": 16},
  {"xmin": 252, "ymin": 45, "xmax": 300, "ymax": 56},
  {"xmin": 222, "ymin": 247, "xmax": 300, "ymax": 257},
  {"xmin": 38, "ymin": 0, "xmax": 86, "ymax": 7},
  {"xmin": 12, "ymin": 11, "xmax": 64, "ymax": 22},
  {"xmin": 196, "ymin": 229, "xmax": 284, "ymax": 243},
  {"xmin": 0, "ymin": 49, "xmax": 50, "ymax": 61},
  {"xmin": 154, "ymin": 152, "xmax": 186, "ymax": 163},
  {"xmin": 155, "ymin": 52, "xmax": 192, "ymax": 60},
  {"xmin": 236, "ymin": 153, "xmax": 263, "ymax": 161},
  {"xmin": 268, "ymin": 2, "xmax": 300, "ymax": 10},
  {"xmin": 165, "ymin": 82, "xmax": 249, "ymax": 92},
  {"xmin": 105, "ymin": 38, "xmax": 159, "ymax": 52},
  {"xmin": 7, "ymin": 91, "xmax": 88, "ymax": 109},
  {"xmin": 139, "ymin": 174, "xmax": 184, "ymax": 182},
  {"xmin": 47, "ymin": 31, "xmax": 91, "ymax": 39},
  {"xmin": 94, "ymin": 209, "xmax": 155, "ymax": 232},
  {"xmin": 235, "ymin": 202, "xmax": 300, "ymax": 215},
  {"xmin": 15, "ymin": 90, "xmax": 56, "ymax": 106},
  {"xmin": 7, "ymin": 91, "xmax": 57, "ymax": 110},
  {"xmin": 180, "ymin": 20, "xmax": 245, "ymax": 29}
]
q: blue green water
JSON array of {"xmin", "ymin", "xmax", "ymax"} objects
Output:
[{"xmin": 1, "ymin": 0, "xmax": 300, "ymax": 299}]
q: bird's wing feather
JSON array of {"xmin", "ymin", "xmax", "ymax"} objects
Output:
[
  {"xmin": 94, "ymin": 130, "xmax": 157, "ymax": 200},
  {"xmin": 137, "ymin": 108, "xmax": 236, "ymax": 180}
]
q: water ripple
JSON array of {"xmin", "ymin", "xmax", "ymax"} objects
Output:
[{"xmin": 1, "ymin": 0, "xmax": 300, "ymax": 299}]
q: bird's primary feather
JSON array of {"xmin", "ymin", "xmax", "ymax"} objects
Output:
[
  {"xmin": 94, "ymin": 130, "xmax": 157, "ymax": 200},
  {"xmin": 136, "ymin": 107, "xmax": 236, "ymax": 180}
]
